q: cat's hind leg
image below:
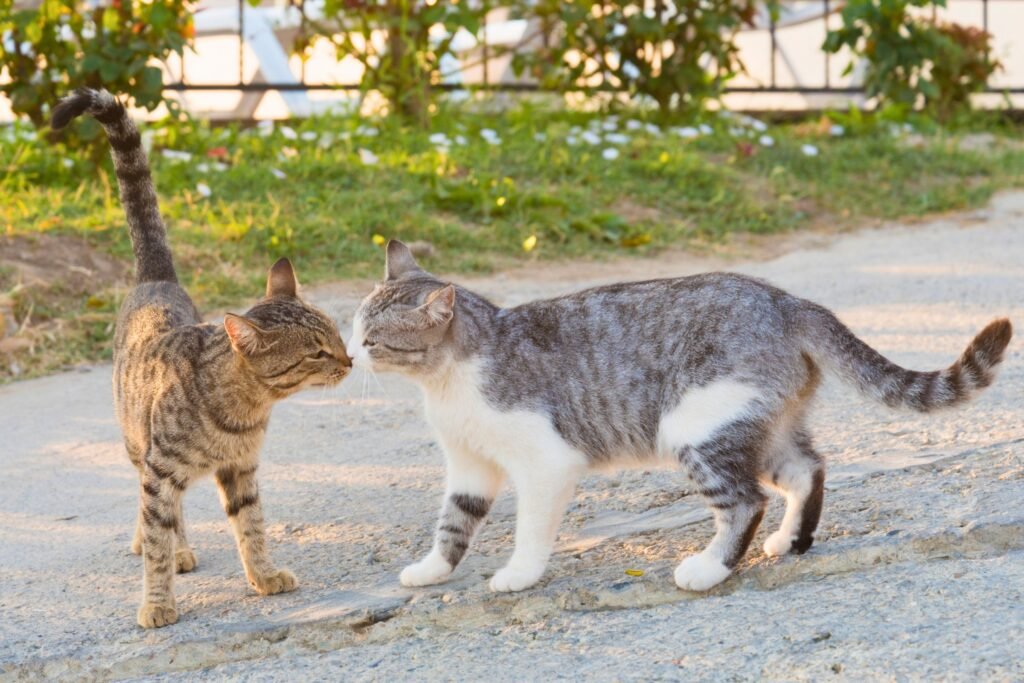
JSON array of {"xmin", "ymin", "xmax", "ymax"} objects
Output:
[
  {"xmin": 173, "ymin": 498, "xmax": 198, "ymax": 573},
  {"xmin": 401, "ymin": 443, "xmax": 505, "ymax": 587},
  {"xmin": 760, "ymin": 429, "xmax": 825, "ymax": 557},
  {"xmin": 675, "ymin": 419, "xmax": 768, "ymax": 592}
]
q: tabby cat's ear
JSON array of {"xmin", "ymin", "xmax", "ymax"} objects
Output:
[
  {"xmin": 224, "ymin": 314, "xmax": 266, "ymax": 355},
  {"xmin": 266, "ymin": 257, "xmax": 299, "ymax": 298},
  {"xmin": 385, "ymin": 240, "xmax": 422, "ymax": 280},
  {"xmin": 419, "ymin": 285, "xmax": 455, "ymax": 326}
]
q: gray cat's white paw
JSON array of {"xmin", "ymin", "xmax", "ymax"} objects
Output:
[
  {"xmin": 488, "ymin": 564, "xmax": 544, "ymax": 592},
  {"xmin": 400, "ymin": 552, "xmax": 452, "ymax": 587},
  {"xmin": 674, "ymin": 553, "xmax": 731, "ymax": 592},
  {"xmin": 763, "ymin": 530, "xmax": 795, "ymax": 557}
]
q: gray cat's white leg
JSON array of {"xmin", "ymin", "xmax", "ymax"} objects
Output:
[
  {"xmin": 489, "ymin": 461, "xmax": 579, "ymax": 593},
  {"xmin": 400, "ymin": 446, "xmax": 504, "ymax": 587},
  {"xmin": 761, "ymin": 430, "xmax": 825, "ymax": 557}
]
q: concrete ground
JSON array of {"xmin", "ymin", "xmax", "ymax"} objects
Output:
[{"xmin": 2, "ymin": 194, "xmax": 1023, "ymax": 682}]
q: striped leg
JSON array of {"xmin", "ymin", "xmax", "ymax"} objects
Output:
[
  {"xmin": 132, "ymin": 482, "xmax": 194, "ymax": 572},
  {"xmin": 137, "ymin": 452, "xmax": 187, "ymax": 628},
  {"xmin": 400, "ymin": 446, "xmax": 504, "ymax": 587},
  {"xmin": 675, "ymin": 421, "xmax": 768, "ymax": 592},
  {"xmin": 215, "ymin": 463, "xmax": 296, "ymax": 596}
]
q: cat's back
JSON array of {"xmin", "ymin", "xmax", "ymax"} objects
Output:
[{"xmin": 496, "ymin": 271, "xmax": 793, "ymax": 348}]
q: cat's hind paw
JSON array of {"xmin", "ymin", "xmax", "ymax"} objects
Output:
[
  {"xmin": 488, "ymin": 564, "xmax": 544, "ymax": 593},
  {"xmin": 763, "ymin": 530, "xmax": 795, "ymax": 557},
  {"xmin": 175, "ymin": 548, "xmax": 198, "ymax": 573},
  {"xmin": 400, "ymin": 552, "xmax": 452, "ymax": 587},
  {"xmin": 137, "ymin": 602, "xmax": 178, "ymax": 629},
  {"xmin": 674, "ymin": 552, "xmax": 731, "ymax": 592},
  {"xmin": 251, "ymin": 568, "xmax": 298, "ymax": 595}
]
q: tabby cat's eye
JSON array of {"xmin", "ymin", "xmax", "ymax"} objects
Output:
[
  {"xmin": 364, "ymin": 339, "xmax": 378, "ymax": 348},
  {"xmin": 314, "ymin": 350, "xmax": 333, "ymax": 359}
]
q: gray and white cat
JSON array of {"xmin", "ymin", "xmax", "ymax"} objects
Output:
[{"xmin": 349, "ymin": 241, "xmax": 1011, "ymax": 593}]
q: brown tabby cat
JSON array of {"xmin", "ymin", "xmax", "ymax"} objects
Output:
[{"xmin": 52, "ymin": 89, "xmax": 352, "ymax": 628}]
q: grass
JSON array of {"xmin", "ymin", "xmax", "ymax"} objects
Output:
[{"xmin": 2, "ymin": 105, "xmax": 1023, "ymax": 381}]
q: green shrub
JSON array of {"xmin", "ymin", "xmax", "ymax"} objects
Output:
[
  {"xmin": 823, "ymin": 0, "xmax": 999, "ymax": 120},
  {"xmin": 512, "ymin": 0, "xmax": 770, "ymax": 118},
  {"xmin": 0, "ymin": 0, "xmax": 191, "ymax": 129},
  {"xmin": 309, "ymin": 0, "xmax": 487, "ymax": 125}
]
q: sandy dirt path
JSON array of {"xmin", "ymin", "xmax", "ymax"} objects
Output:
[{"xmin": 1, "ymin": 194, "xmax": 1023, "ymax": 681}]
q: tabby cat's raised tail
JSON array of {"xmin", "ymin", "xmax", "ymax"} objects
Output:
[
  {"xmin": 801, "ymin": 303, "xmax": 1012, "ymax": 412},
  {"xmin": 51, "ymin": 88, "xmax": 176, "ymax": 284}
]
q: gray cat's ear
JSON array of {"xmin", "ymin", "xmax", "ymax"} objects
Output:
[
  {"xmin": 385, "ymin": 240, "xmax": 422, "ymax": 280},
  {"xmin": 420, "ymin": 285, "xmax": 455, "ymax": 325},
  {"xmin": 224, "ymin": 314, "xmax": 265, "ymax": 355},
  {"xmin": 267, "ymin": 257, "xmax": 299, "ymax": 298}
]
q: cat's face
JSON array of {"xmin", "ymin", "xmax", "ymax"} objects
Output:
[
  {"xmin": 347, "ymin": 241, "xmax": 455, "ymax": 376},
  {"xmin": 224, "ymin": 259, "xmax": 352, "ymax": 393}
]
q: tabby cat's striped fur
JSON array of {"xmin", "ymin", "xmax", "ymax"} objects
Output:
[{"xmin": 52, "ymin": 89, "xmax": 351, "ymax": 628}]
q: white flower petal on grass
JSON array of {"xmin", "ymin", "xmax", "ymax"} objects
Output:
[
  {"xmin": 830, "ymin": 124, "xmax": 846, "ymax": 137},
  {"xmin": 566, "ymin": 135, "xmax": 579, "ymax": 146},
  {"xmin": 270, "ymin": 168, "xmax": 287, "ymax": 180},
  {"xmin": 62, "ymin": 158, "xmax": 74, "ymax": 168},
  {"xmin": 801, "ymin": 144, "xmax": 819, "ymax": 157},
  {"xmin": 533, "ymin": 132, "xmax": 547, "ymax": 142},
  {"xmin": 429, "ymin": 133, "xmax": 450, "ymax": 146},
  {"xmin": 161, "ymin": 149, "xmax": 192, "ymax": 162},
  {"xmin": 728, "ymin": 127, "xmax": 745, "ymax": 138},
  {"xmin": 626, "ymin": 119, "xmax": 643, "ymax": 131},
  {"xmin": 602, "ymin": 148, "xmax": 620, "ymax": 160},
  {"xmin": 672, "ymin": 126, "xmax": 699, "ymax": 139},
  {"xmin": 196, "ymin": 163, "xmax": 210, "ymax": 173},
  {"xmin": 358, "ymin": 148, "xmax": 379, "ymax": 165},
  {"xmin": 611, "ymin": 22, "xmax": 627, "ymax": 37},
  {"xmin": 318, "ymin": 133, "xmax": 336, "ymax": 149},
  {"xmin": 601, "ymin": 120, "xmax": 618, "ymax": 132},
  {"xmin": 356, "ymin": 125, "xmax": 379, "ymax": 137},
  {"xmin": 480, "ymin": 128, "xmax": 498, "ymax": 141},
  {"xmin": 759, "ymin": 134, "xmax": 775, "ymax": 147},
  {"xmin": 749, "ymin": 119, "xmax": 768, "ymax": 132},
  {"xmin": 699, "ymin": 124, "xmax": 713, "ymax": 135},
  {"xmin": 604, "ymin": 132, "xmax": 630, "ymax": 145},
  {"xmin": 644, "ymin": 123, "xmax": 661, "ymax": 136},
  {"xmin": 196, "ymin": 182, "xmax": 212, "ymax": 198},
  {"xmin": 211, "ymin": 162, "xmax": 228, "ymax": 172},
  {"xmin": 301, "ymin": 131, "xmax": 318, "ymax": 142},
  {"xmin": 279, "ymin": 126, "xmax": 297, "ymax": 140},
  {"xmin": 581, "ymin": 131, "xmax": 602, "ymax": 145},
  {"xmin": 454, "ymin": 135, "xmax": 467, "ymax": 146}
]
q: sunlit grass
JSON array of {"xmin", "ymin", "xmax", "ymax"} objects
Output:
[{"xmin": 1, "ymin": 107, "xmax": 1022, "ymax": 381}]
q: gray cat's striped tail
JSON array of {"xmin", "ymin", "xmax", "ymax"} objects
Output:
[
  {"xmin": 799, "ymin": 303, "xmax": 1012, "ymax": 412},
  {"xmin": 51, "ymin": 88, "xmax": 177, "ymax": 284}
]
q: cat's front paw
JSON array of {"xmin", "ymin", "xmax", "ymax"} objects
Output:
[
  {"xmin": 251, "ymin": 568, "xmax": 298, "ymax": 595},
  {"xmin": 400, "ymin": 552, "xmax": 452, "ymax": 587},
  {"xmin": 175, "ymin": 548, "xmax": 198, "ymax": 573},
  {"xmin": 674, "ymin": 553, "xmax": 731, "ymax": 592},
  {"xmin": 488, "ymin": 564, "xmax": 544, "ymax": 593},
  {"xmin": 763, "ymin": 530, "xmax": 794, "ymax": 557},
  {"xmin": 137, "ymin": 602, "xmax": 178, "ymax": 629}
]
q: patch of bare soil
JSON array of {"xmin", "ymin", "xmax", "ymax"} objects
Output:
[{"xmin": 0, "ymin": 234, "xmax": 129, "ymax": 374}]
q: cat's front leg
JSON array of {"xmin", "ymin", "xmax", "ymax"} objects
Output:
[
  {"xmin": 215, "ymin": 462, "xmax": 297, "ymax": 596},
  {"xmin": 400, "ymin": 446, "xmax": 504, "ymax": 587},
  {"xmin": 137, "ymin": 453, "xmax": 187, "ymax": 628},
  {"xmin": 490, "ymin": 462, "xmax": 580, "ymax": 593}
]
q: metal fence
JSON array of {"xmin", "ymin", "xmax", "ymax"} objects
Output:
[{"xmin": 163, "ymin": 0, "xmax": 1024, "ymax": 100}]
